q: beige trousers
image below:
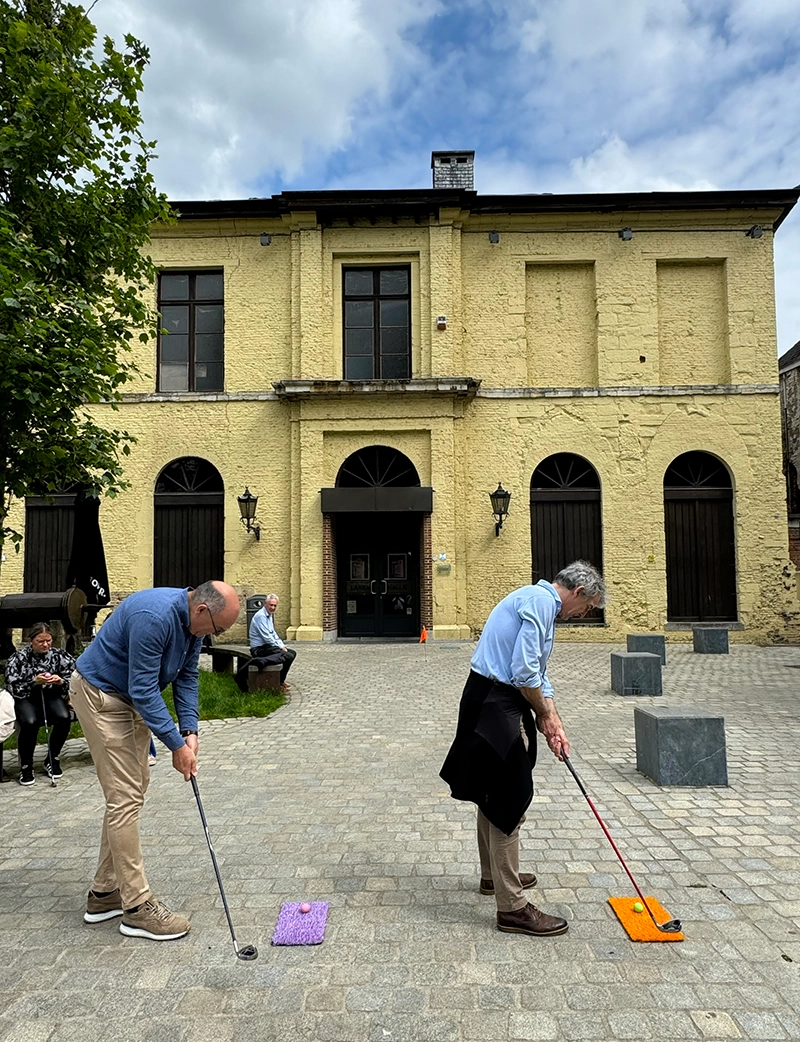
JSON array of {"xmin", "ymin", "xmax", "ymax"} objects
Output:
[
  {"xmin": 477, "ymin": 808, "xmax": 528, "ymax": 912},
  {"xmin": 69, "ymin": 671, "xmax": 153, "ymax": 910}
]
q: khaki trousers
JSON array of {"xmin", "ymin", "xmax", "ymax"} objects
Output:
[
  {"xmin": 477, "ymin": 809, "xmax": 528, "ymax": 912},
  {"xmin": 69, "ymin": 672, "xmax": 153, "ymax": 910}
]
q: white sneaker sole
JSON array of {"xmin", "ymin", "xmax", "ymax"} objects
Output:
[
  {"xmin": 84, "ymin": 908, "xmax": 124, "ymax": 923},
  {"xmin": 119, "ymin": 922, "xmax": 190, "ymax": 941}
]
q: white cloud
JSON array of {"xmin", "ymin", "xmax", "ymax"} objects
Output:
[{"xmin": 91, "ymin": 0, "xmax": 441, "ymax": 198}]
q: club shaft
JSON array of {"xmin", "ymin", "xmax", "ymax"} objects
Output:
[
  {"xmin": 41, "ymin": 690, "xmax": 56, "ymax": 787},
  {"xmin": 190, "ymin": 776, "xmax": 239, "ymax": 948},
  {"xmin": 563, "ymin": 753, "xmax": 666, "ymax": 932}
]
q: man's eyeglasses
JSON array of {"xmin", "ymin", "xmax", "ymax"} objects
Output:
[{"xmin": 204, "ymin": 604, "xmax": 224, "ymax": 637}]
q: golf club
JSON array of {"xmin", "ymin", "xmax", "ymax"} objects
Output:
[
  {"xmin": 40, "ymin": 690, "xmax": 56, "ymax": 788},
  {"xmin": 190, "ymin": 775, "xmax": 258, "ymax": 960},
  {"xmin": 561, "ymin": 751, "xmax": 681, "ymax": 934}
]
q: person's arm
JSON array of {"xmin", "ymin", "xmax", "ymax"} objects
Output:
[
  {"xmin": 171, "ymin": 637, "xmax": 202, "ymax": 736},
  {"xmin": 125, "ymin": 612, "xmax": 186, "ymax": 752},
  {"xmin": 3, "ymin": 652, "xmax": 28, "ymax": 699},
  {"xmin": 518, "ymin": 683, "xmax": 569, "ymax": 760}
]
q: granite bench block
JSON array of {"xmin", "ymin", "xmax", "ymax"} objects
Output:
[
  {"xmin": 610, "ymin": 652, "xmax": 662, "ymax": 696},
  {"xmin": 634, "ymin": 706, "xmax": 728, "ymax": 786},
  {"xmin": 626, "ymin": 633, "xmax": 666, "ymax": 665},
  {"xmin": 693, "ymin": 627, "xmax": 729, "ymax": 654}
]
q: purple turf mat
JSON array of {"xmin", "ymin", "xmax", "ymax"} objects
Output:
[{"xmin": 272, "ymin": 901, "xmax": 330, "ymax": 945}]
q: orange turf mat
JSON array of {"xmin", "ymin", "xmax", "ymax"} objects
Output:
[{"xmin": 607, "ymin": 896, "xmax": 684, "ymax": 942}]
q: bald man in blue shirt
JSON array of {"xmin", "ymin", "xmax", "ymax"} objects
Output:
[{"xmin": 441, "ymin": 561, "xmax": 605, "ymax": 938}]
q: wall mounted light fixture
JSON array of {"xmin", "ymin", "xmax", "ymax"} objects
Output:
[
  {"xmin": 488, "ymin": 230, "xmax": 500, "ymax": 244},
  {"xmin": 237, "ymin": 487, "xmax": 261, "ymax": 540},
  {"xmin": 618, "ymin": 227, "xmax": 633, "ymax": 241},
  {"xmin": 489, "ymin": 482, "xmax": 511, "ymax": 537},
  {"xmin": 436, "ymin": 315, "xmax": 447, "ymax": 330},
  {"xmin": 259, "ymin": 233, "xmax": 272, "ymax": 246},
  {"xmin": 745, "ymin": 225, "xmax": 764, "ymax": 238}
]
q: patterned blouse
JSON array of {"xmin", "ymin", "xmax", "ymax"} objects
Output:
[{"xmin": 4, "ymin": 644, "xmax": 76, "ymax": 701}]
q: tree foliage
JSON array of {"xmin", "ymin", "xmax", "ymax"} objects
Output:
[{"xmin": 0, "ymin": 0, "xmax": 171, "ymax": 555}]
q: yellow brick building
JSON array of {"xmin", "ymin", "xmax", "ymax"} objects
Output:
[{"xmin": 6, "ymin": 153, "xmax": 799, "ymax": 643}]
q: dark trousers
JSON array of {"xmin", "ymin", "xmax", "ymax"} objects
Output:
[
  {"xmin": 251, "ymin": 645, "xmax": 297, "ymax": 684},
  {"xmin": 15, "ymin": 688, "xmax": 72, "ymax": 766}
]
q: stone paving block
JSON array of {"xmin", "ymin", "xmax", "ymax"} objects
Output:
[
  {"xmin": 627, "ymin": 633, "xmax": 667, "ymax": 664},
  {"xmin": 635, "ymin": 706, "xmax": 728, "ymax": 785},
  {"xmin": 610, "ymin": 651, "xmax": 663, "ymax": 696},
  {"xmin": 509, "ymin": 1011, "xmax": 559, "ymax": 1040},
  {"xmin": 693, "ymin": 628, "xmax": 730, "ymax": 654},
  {"xmin": 690, "ymin": 1010, "xmax": 743, "ymax": 1038}
]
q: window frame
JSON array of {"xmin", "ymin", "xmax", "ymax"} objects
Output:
[
  {"xmin": 342, "ymin": 265, "xmax": 412, "ymax": 380},
  {"xmin": 157, "ymin": 270, "xmax": 225, "ymax": 393}
]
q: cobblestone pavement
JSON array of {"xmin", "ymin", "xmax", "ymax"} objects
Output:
[{"xmin": 2, "ymin": 640, "xmax": 800, "ymax": 1042}]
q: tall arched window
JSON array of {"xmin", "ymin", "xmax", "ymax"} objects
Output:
[
  {"xmin": 530, "ymin": 454, "xmax": 603, "ymax": 623},
  {"xmin": 663, "ymin": 451, "xmax": 737, "ymax": 621},
  {"xmin": 154, "ymin": 457, "xmax": 224, "ymax": 588}
]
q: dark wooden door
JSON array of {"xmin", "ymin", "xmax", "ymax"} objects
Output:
[
  {"xmin": 337, "ymin": 514, "xmax": 420, "ymax": 638},
  {"xmin": 530, "ymin": 454, "xmax": 603, "ymax": 624},
  {"xmin": 154, "ymin": 458, "xmax": 224, "ymax": 588},
  {"xmin": 24, "ymin": 492, "xmax": 76, "ymax": 591},
  {"xmin": 664, "ymin": 453, "xmax": 737, "ymax": 621}
]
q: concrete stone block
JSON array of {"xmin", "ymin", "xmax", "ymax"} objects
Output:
[
  {"xmin": 693, "ymin": 627, "xmax": 729, "ymax": 654},
  {"xmin": 635, "ymin": 706, "xmax": 728, "ymax": 786},
  {"xmin": 610, "ymin": 652, "xmax": 662, "ymax": 696},
  {"xmin": 626, "ymin": 633, "xmax": 666, "ymax": 664}
]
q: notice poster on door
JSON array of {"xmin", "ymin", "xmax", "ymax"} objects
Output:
[
  {"xmin": 387, "ymin": 553, "xmax": 407, "ymax": 580},
  {"xmin": 346, "ymin": 599, "xmax": 357, "ymax": 614},
  {"xmin": 350, "ymin": 554, "xmax": 369, "ymax": 580}
]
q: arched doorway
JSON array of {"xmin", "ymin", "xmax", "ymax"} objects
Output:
[
  {"xmin": 663, "ymin": 451, "xmax": 737, "ymax": 621},
  {"xmin": 154, "ymin": 457, "xmax": 224, "ymax": 588},
  {"xmin": 332, "ymin": 446, "xmax": 424, "ymax": 639},
  {"xmin": 530, "ymin": 453, "xmax": 604, "ymax": 624}
]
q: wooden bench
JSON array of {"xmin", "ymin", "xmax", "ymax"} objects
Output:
[{"xmin": 205, "ymin": 643, "xmax": 251, "ymax": 674}]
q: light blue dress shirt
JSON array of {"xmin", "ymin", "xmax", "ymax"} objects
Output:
[
  {"xmin": 470, "ymin": 581, "xmax": 562, "ymax": 696},
  {"xmin": 249, "ymin": 606, "xmax": 285, "ymax": 650}
]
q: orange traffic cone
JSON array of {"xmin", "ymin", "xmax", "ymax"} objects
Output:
[{"xmin": 420, "ymin": 626, "xmax": 428, "ymax": 643}]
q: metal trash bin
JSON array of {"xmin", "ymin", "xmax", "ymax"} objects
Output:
[{"xmin": 246, "ymin": 595, "xmax": 267, "ymax": 645}]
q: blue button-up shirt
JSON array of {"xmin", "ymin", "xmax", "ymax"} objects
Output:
[
  {"xmin": 470, "ymin": 581, "xmax": 562, "ymax": 696},
  {"xmin": 249, "ymin": 606, "xmax": 285, "ymax": 650},
  {"xmin": 76, "ymin": 587, "xmax": 202, "ymax": 751}
]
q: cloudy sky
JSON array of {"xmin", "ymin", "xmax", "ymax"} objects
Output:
[{"xmin": 90, "ymin": 0, "xmax": 800, "ymax": 355}]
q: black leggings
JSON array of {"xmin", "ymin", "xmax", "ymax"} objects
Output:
[{"xmin": 15, "ymin": 688, "xmax": 72, "ymax": 767}]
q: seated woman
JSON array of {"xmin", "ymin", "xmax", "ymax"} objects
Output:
[{"xmin": 4, "ymin": 622, "xmax": 76, "ymax": 786}]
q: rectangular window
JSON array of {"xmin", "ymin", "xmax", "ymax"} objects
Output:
[
  {"xmin": 158, "ymin": 271, "xmax": 224, "ymax": 392},
  {"xmin": 343, "ymin": 266, "xmax": 410, "ymax": 380}
]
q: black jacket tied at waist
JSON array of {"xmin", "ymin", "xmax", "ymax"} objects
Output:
[{"xmin": 440, "ymin": 670, "xmax": 538, "ymax": 835}]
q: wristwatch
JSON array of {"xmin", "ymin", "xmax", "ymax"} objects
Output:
[{"xmin": 180, "ymin": 729, "xmax": 198, "ymax": 738}]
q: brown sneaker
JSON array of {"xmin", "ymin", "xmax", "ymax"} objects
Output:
[
  {"xmin": 497, "ymin": 903, "xmax": 568, "ymax": 937},
  {"xmin": 84, "ymin": 888, "xmax": 124, "ymax": 923},
  {"xmin": 480, "ymin": 872, "xmax": 537, "ymax": 895},
  {"xmin": 119, "ymin": 899, "xmax": 191, "ymax": 941}
]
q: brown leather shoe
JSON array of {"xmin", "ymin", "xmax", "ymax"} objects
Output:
[
  {"xmin": 497, "ymin": 903, "xmax": 568, "ymax": 937},
  {"xmin": 480, "ymin": 872, "xmax": 537, "ymax": 895}
]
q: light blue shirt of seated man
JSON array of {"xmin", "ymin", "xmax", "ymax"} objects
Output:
[
  {"xmin": 470, "ymin": 581, "xmax": 562, "ymax": 696},
  {"xmin": 249, "ymin": 602, "xmax": 286, "ymax": 650}
]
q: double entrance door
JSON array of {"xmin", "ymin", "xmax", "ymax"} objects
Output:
[{"xmin": 337, "ymin": 513, "xmax": 420, "ymax": 638}]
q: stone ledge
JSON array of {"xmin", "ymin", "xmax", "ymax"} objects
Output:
[
  {"xmin": 478, "ymin": 383, "xmax": 779, "ymax": 399},
  {"xmin": 273, "ymin": 377, "xmax": 481, "ymax": 400}
]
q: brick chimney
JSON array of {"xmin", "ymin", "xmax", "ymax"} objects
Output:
[{"xmin": 431, "ymin": 150, "xmax": 474, "ymax": 190}]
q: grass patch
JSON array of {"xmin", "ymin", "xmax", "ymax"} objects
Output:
[{"xmin": 2, "ymin": 671, "xmax": 285, "ymax": 751}]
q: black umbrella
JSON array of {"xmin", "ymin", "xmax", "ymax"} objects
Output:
[{"xmin": 65, "ymin": 489, "xmax": 110, "ymax": 628}]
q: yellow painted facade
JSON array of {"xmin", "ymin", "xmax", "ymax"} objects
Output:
[{"xmin": 5, "ymin": 180, "xmax": 798, "ymax": 644}]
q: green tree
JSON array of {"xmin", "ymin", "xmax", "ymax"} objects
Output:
[{"xmin": 0, "ymin": 0, "xmax": 171, "ymax": 564}]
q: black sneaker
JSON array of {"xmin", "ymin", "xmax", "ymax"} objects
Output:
[
  {"xmin": 44, "ymin": 756, "xmax": 63, "ymax": 780},
  {"xmin": 19, "ymin": 764, "xmax": 35, "ymax": 786}
]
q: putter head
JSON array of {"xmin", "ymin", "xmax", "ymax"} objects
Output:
[
  {"xmin": 659, "ymin": 918, "xmax": 682, "ymax": 933},
  {"xmin": 236, "ymin": 943, "xmax": 258, "ymax": 961}
]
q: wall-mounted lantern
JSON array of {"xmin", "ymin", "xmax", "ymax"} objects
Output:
[
  {"xmin": 436, "ymin": 315, "xmax": 447, "ymax": 330},
  {"xmin": 237, "ymin": 487, "xmax": 261, "ymax": 540},
  {"xmin": 618, "ymin": 227, "xmax": 633, "ymax": 241},
  {"xmin": 489, "ymin": 482, "xmax": 511, "ymax": 537}
]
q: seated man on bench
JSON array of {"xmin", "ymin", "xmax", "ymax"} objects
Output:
[{"xmin": 249, "ymin": 594, "xmax": 296, "ymax": 693}]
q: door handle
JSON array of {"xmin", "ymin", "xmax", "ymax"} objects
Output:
[
  {"xmin": 370, "ymin": 580, "xmax": 376, "ymax": 595},
  {"xmin": 381, "ymin": 580, "xmax": 388, "ymax": 595}
]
